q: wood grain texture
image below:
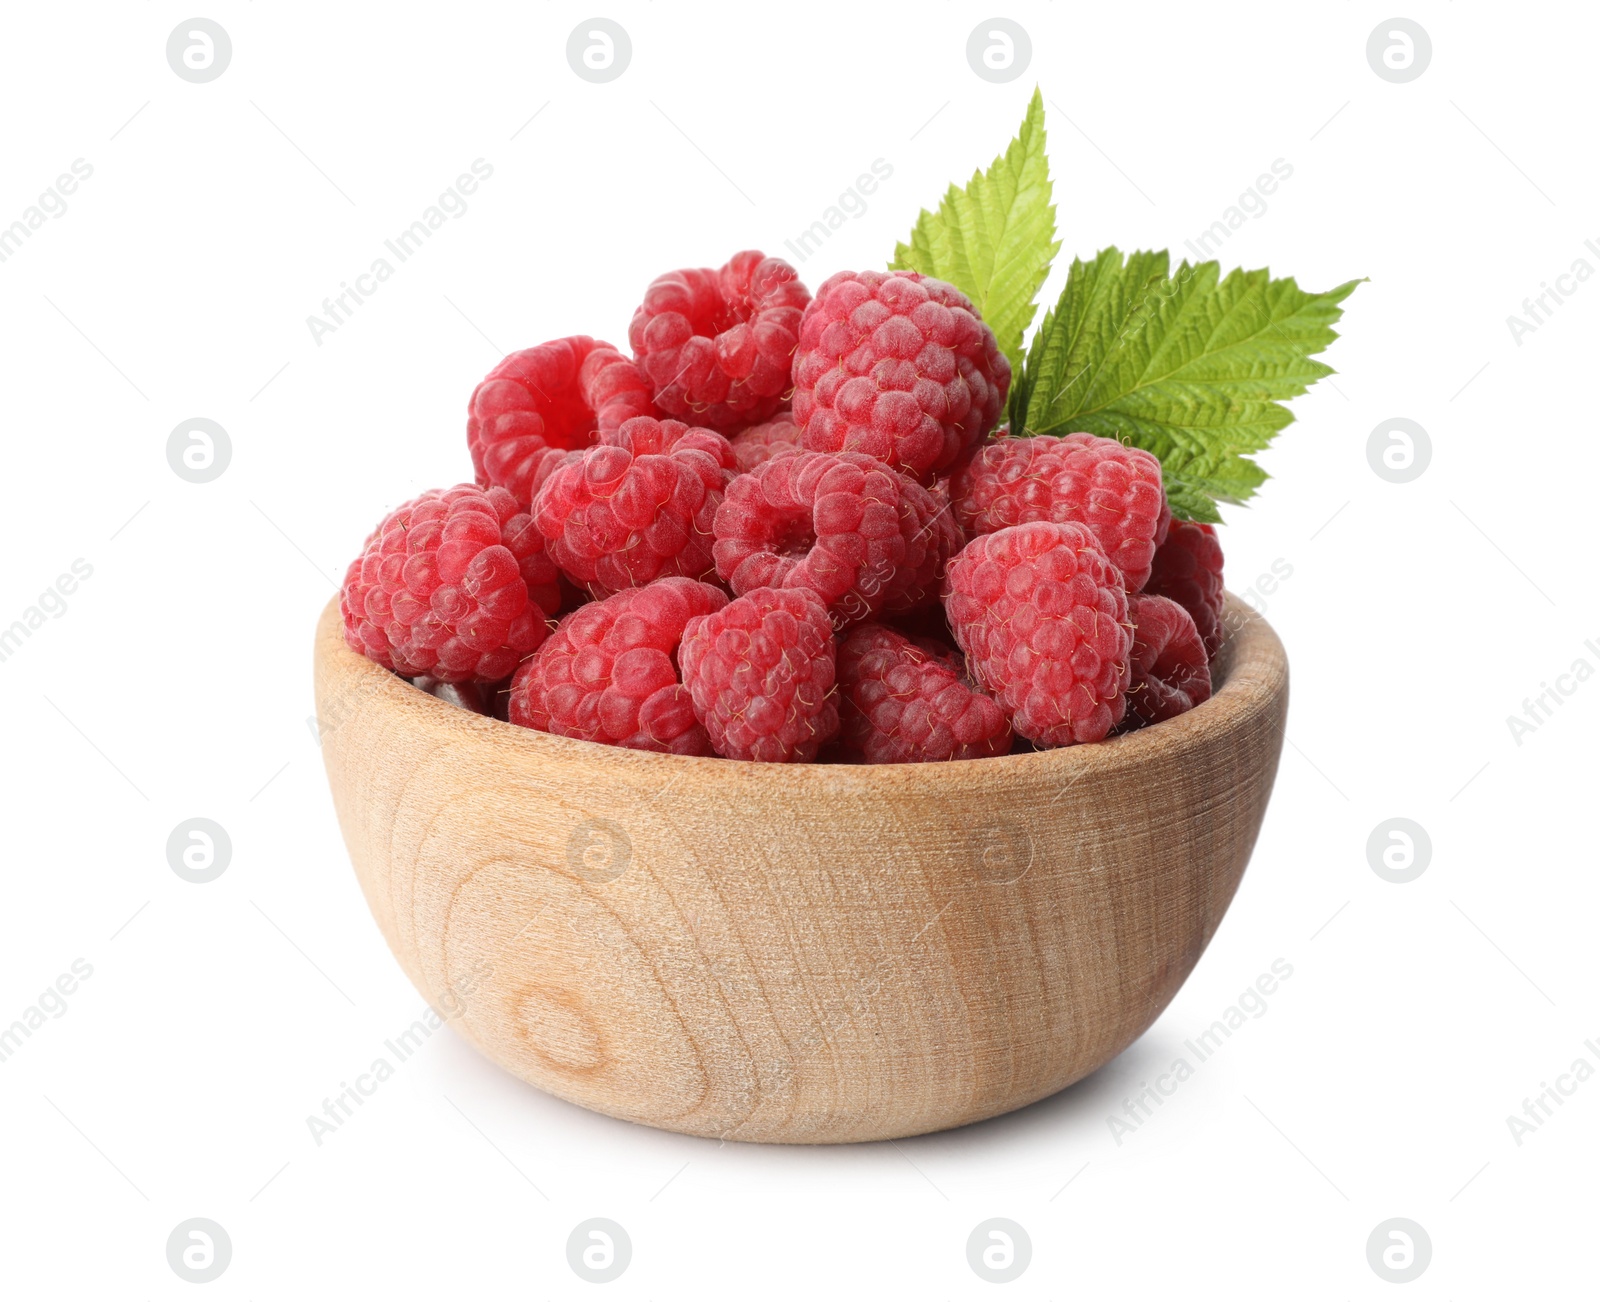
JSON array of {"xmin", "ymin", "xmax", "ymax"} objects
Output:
[{"xmin": 314, "ymin": 593, "xmax": 1288, "ymax": 1144}]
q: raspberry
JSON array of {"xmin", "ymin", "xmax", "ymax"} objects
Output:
[
  {"xmin": 949, "ymin": 432, "xmax": 1171, "ymax": 592},
  {"xmin": 501, "ymin": 505, "xmax": 563, "ymax": 617},
  {"xmin": 1144, "ymin": 520, "xmax": 1225, "ymax": 657},
  {"xmin": 792, "ymin": 269, "xmax": 1010, "ymax": 481},
  {"xmin": 1124, "ymin": 594, "xmax": 1213, "ymax": 727},
  {"xmin": 467, "ymin": 336, "xmax": 657, "ymax": 507},
  {"xmin": 679, "ymin": 586, "xmax": 839, "ymax": 762},
  {"xmin": 943, "ymin": 521, "xmax": 1131, "ymax": 746},
  {"xmin": 629, "ymin": 251, "xmax": 809, "ymax": 431},
  {"xmin": 341, "ymin": 484, "xmax": 554, "ymax": 683},
  {"xmin": 507, "ymin": 578, "xmax": 727, "ymax": 754},
  {"xmin": 532, "ymin": 416, "xmax": 737, "ymax": 597},
  {"xmin": 884, "ymin": 477, "xmax": 964, "ymax": 616},
  {"xmin": 712, "ymin": 450, "xmax": 947, "ymax": 629},
  {"xmin": 728, "ymin": 413, "xmax": 803, "ymax": 472},
  {"xmin": 837, "ymin": 624, "xmax": 1011, "ymax": 763}
]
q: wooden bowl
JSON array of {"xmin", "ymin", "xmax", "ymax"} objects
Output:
[{"xmin": 313, "ymin": 594, "xmax": 1288, "ymax": 1144}]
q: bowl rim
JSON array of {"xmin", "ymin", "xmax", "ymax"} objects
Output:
[{"xmin": 314, "ymin": 591, "xmax": 1287, "ymax": 792}]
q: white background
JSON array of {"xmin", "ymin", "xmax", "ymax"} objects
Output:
[{"xmin": 1, "ymin": 2, "xmax": 1595, "ymax": 1296}]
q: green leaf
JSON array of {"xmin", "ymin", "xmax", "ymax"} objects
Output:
[
  {"xmin": 1011, "ymin": 247, "xmax": 1360, "ymax": 521},
  {"xmin": 891, "ymin": 87, "xmax": 1059, "ymax": 380}
]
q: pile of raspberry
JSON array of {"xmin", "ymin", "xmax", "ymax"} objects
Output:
[{"xmin": 341, "ymin": 252, "xmax": 1228, "ymax": 763}]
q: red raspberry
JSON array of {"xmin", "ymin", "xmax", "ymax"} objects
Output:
[
  {"xmin": 949, "ymin": 433, "xmax": 1171, "ymax": 592},
  {"xmin": 531, "ymin": 416, "xmax": 737, "ymax": 598},
  {"xmin": 792, "ymin": 270, "xmax": 1009, "ymax": 481},
  {"xmin": 837, "ymin": 624, "xmax": 1011, "ymax": 763},
  {"xmin": 884, "ymin": 477, "xmax": 964, "ymax": 616},
  {"xmin": 679, "ymin": 586, "xmax": 839, "ymax": 762},
  {"xmin": 728, "ymin": 413, "xmax": 803, "ymax": 472},
  {"xmin": 943, "ymin": 521, "xmax": 1131, "ymax": 746},
  {"xmin": 507, "ymin": 578, "xmax": 727, "ymax": 754},
  {"xmin": 467, "ymin": 336, "xmax": 657, "ymax": 507},
  {"xmin": 1124, "ymin": 594, "xmax": 1213, "ymax": 727},
  {"xmin": 341, "ymin": 484, "xmax": 554, "ymax": 683},
  {"xmin": 1145, "ymin": 520, "xmax": 1225, "ymax": 657},
  {"xmin": 629, "ymin": 251, "xmax": 809, "ymax": 431},
  {"xmin": 502, "ymin": 507, "xmax": 563, "ymax": 618},
  {"xmin": 712, "ymin": 450, "xmax": 941, "ymax": 630}
]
